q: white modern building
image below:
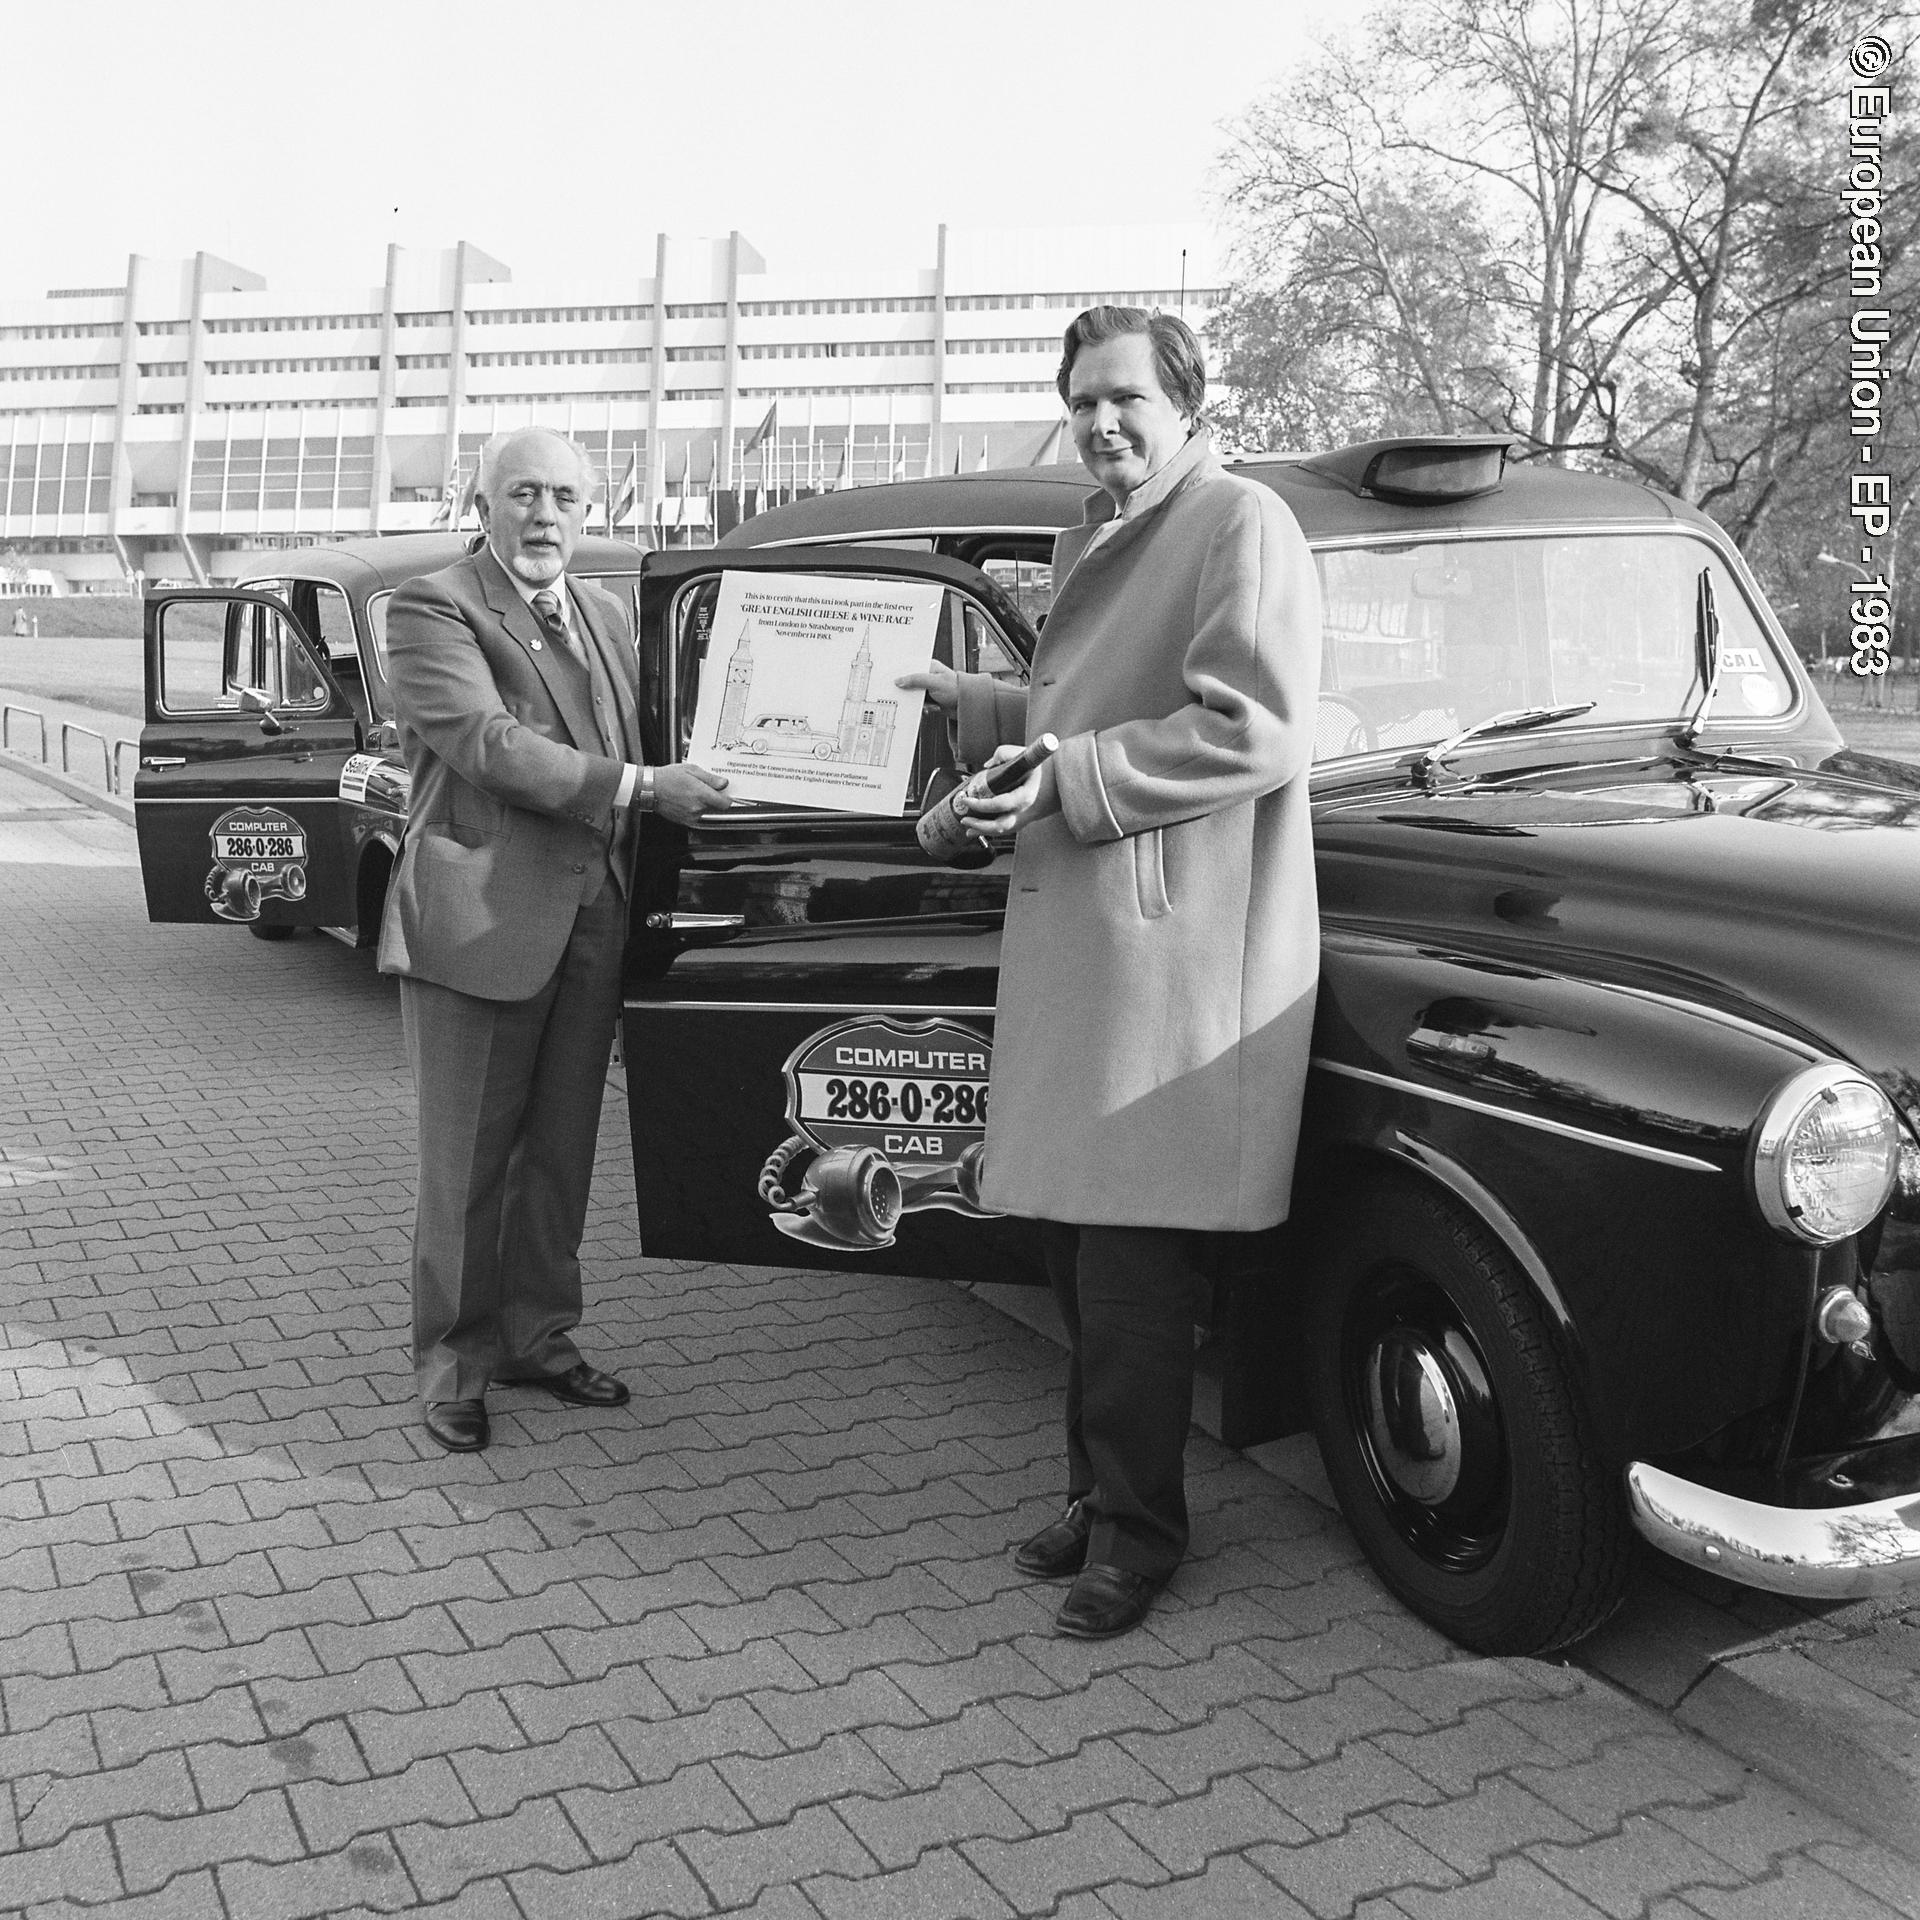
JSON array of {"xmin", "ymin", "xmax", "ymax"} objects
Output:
[{"xmin": 0, "ymin": 226, "xmax": 1223, "ymax": 588}]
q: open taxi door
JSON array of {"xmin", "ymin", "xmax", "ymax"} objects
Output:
[
  {"xmin": 622, "ymin": 545, "xmax": 1047, "ymax": 1287},
  {"xmin": 134, "ymin": 588, "xmax": 366, "ymax": 936}
]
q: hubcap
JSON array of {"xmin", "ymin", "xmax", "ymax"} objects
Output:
[
  {"xmin": 1365, "ymin": 1333, "xmax": 1462, "ymax": 1503},
  {"xmin": 1345, "ymin": 1274, "xmax": 1508, "ymax": 1572}
]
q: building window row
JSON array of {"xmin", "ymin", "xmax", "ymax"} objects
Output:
[
  {"xmin": 208, "ymin": 357, "xmax": 381, "ymax": 375},
  {"xmin": 398, "ymin": 355, "xmax": 450, "ymax": 370},
  {"xmin": 205, "ymin": 313, "xmax": 381, "ymax": 334},
  {"xmin": 136, "ymin": 403, "xmax": 183, "ymax": 414},
  {"xmin": 738, "ymin": 340, "xmax": 935, "ymax": 361},
  {"xmin": 737, "ymin": 383, "xmax": 935, "ymax": 398},
  {"xmin": 0, "ymin": 364, "xmax": 116, "ymax": 382},
  {"xmin": 665, "ymin": 301, "xmax": 727, "ymax": 319},
  {"xmin": 3, "ymin": 441, "xmax": 114, "ymax": 518},
  {"xmin": 139, "ymin": 362, "xmax": 188, "ymax": 377},
  {"xmin": 50, "ymin": 286, "xmax": 122, "ymax": 301},
  {"xmin": 189, "ymin": 434, "xmax": 377, "ymax": 513},
  {"xmin": 738, "ymin": 296, "xmax": 935, "ymax": 316},
  {"xmin": 468, "ymin": 304, "xmax": 650, "ymax": 325},
  {"xmin": 944, "ymin": 287, "xmax": 1222, "ymax": 311},
  {"xmin": 469, "ymin": 349, "xmax": 647, "ymax": 367},
  {"xmin": 0, "ymin": 322, "xmax": 122, "ymax": 342},
  {"xmin": 447, "ymin": 390, "xmax": 654, "ymax": 407},
  {"xmin": 204, "ymin": 398, "xmax": 373, "ymax": 413},
  {"xmin": 664, "ymin": 386, "xmax": 721, "ymax": 399},
  {"xmin": 664, "ymin": 346, "xmax": 725, "ymax": 363},
  {"xmin": 136, "ymin": 321, "xmax": 187, "ymax": 336},
  {"xmin": 945, "ymin": 380, "xmax": 1060, "ymax": 394},
  {"xmin": 397, "ymin": 311, "xmax": 453, "ymax": 328},
  {"xmin": 945, "ymin": 337, "xmax": 1060, "ymax": 355}
]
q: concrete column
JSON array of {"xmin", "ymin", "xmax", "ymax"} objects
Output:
[
  {"xmin": 370, "ymin": 244, "xmax": 400, "ymax": 531},
  {"xmin": 646, "ymin": 232, "xmax": 666, "ymax": 534},
  {"xmin": 174, "ymin": 252, "xmax": 214, "ymax": 584},
  {"xmin": 446, "ymin": 241, "xmax": 474, "ymax": 495},
  {"xmin": 931, "ymin": 224, "xmax": 949, "ymax": 478},
  {"xmin": 106, "ymin": 253, "xmax": 142, "ymax": 576},
  {"xmin": 720, "ymin": 230, "xmax": 743, "ymax": 491}
]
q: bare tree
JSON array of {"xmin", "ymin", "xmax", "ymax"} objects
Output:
[{"xmin": 1214, "ymin": 0, "xmax": 1911, "ymax": 529}]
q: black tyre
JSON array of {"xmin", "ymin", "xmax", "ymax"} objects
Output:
[
  {"xmin": 249, "ymin": 921, "xmax": 295, "ymax": 942},
  {"xmin": 1305, "ymin": 1178, "xmax": 1630, "ymax": 1654}
]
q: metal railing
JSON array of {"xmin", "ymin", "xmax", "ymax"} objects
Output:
[
  {"xmin": 0, "ymin": 699, "xmax": 136, "ymax": 799},
  {"xmin": 60, "ymin": 722, "xmax": 107, "ymax": 787},
  {"xmin": 2, "ymin": 703, "xmax": 47, "ymax": 763}
]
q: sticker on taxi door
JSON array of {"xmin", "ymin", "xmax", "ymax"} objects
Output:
[
  {"xmin": 204, "ymin": 806, "xmax": 309, "ymax": 923},
  {"xmin": 759, "ymin": 1015, "xmax": 1000, "ymax": 1251}
]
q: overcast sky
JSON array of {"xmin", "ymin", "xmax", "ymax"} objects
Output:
[{"xmin": 11, "ymin": 0, "xmax": 1377, "ymax": 299}]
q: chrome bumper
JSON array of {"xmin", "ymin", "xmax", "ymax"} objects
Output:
[{"xmin": 1628, "ymin": 1461, "xmax": 1920, "ymax": 1599}]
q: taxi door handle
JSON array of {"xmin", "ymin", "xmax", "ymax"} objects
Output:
[
  {"xmin": 643, "ymin": 911, "xmax": 746, "ymax": 945},
  {"xmin": 143, "ymin": 755, "xmax": 187, "ymax": 767}
]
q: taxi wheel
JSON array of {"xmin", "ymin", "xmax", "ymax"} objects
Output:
[
  {"xmin": 249, "ymin": 922, "xmax": 295, "ymax": 942},
  {"xmin": 1304, "ymin": 1178, "xmax": 1631, "ymax": 1655}
]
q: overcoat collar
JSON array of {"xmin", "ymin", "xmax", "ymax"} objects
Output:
[
  {"xmin": 1076, "ymin": 425, "xmax": 1220, "ymax": 534},
  {"xmin": 474, "ymin": 542, "xmax": 600, "ymax": 752}
]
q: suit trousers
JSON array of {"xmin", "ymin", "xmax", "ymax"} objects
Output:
[
  {"xmin": 401, "ymin": 880, "xmax": 626, "ymax": 1408},
  {"xmin": 1041, "ymin": 1220, "xmax": 1207, "ymax": 1580}
]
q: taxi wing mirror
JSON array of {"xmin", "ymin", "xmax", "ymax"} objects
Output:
[{"xmin": 237, "ymin": 686, "xmax": 284, "ymax": 735}]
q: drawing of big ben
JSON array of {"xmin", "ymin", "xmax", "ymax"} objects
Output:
[{"xmin": 716, "ymin": 620, "xmax": 754, "ymax": 748}]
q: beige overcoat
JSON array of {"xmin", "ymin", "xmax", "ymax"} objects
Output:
[{"xmin": 953, "ymin": 430, "xmax": 1322, "ymax": 1231}]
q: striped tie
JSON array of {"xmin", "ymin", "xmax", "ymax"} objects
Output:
[{"xmin": 530, "ymin": 588, "xmax": 582, "ymax": 661}]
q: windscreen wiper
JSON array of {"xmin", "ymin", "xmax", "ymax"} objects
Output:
[
  {"xmin": 1680, "ymin": 568, "xmax": 1721, "ymax": 748},
  {"xmin": 1416, "ymin": 701, "xmax": 1598, "ymax": 787}
]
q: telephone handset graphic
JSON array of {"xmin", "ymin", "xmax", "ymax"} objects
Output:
[{"xmin": 759, "ymin": 1138, "xmax": 989, "ymax": 1251}]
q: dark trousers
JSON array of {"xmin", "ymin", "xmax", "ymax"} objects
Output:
[
  {"xmin": 1042, "ymin": 1221, "xmax": 1207, "ymax": 1580},
  {"xmin": 400, "ymin": 883, "xmax": 625, "ymax": 1408}
]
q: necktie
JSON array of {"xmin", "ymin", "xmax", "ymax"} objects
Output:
[{"xmin": 530, "ymin": 587, "xmax": 583, "ymax": 662}]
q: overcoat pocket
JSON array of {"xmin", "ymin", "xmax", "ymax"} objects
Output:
[{"xmin": 1132, "ymin": 828, "xmax": 1171, "ymax": 920}]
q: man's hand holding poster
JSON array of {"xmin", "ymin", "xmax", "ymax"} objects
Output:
[{"xmin": 687, "ymin": 572, "xmax": 943, "ymax": 814}]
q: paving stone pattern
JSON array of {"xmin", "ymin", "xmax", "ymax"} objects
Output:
[{"xmin": 4, "ymin": 838, "xmax": 1919, "ymax": 1917}]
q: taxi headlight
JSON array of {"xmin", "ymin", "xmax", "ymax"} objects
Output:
[{"xmin": 1750, "ymin": 1064, "xmax": 1900, "ymax": 1245}]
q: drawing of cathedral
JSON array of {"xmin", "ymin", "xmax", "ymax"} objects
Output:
[{"xmin": 711, "ymin": 618, "xmax": 897, "ymax": 767}]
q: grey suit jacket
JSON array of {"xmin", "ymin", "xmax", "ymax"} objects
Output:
[{"xmin": 377, "ymin": 545, "xmax": 644, "ymax": 1000}]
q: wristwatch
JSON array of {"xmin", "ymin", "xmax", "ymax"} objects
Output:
[{"xmin": 638, "ymin": 765, "xmax": 657, "ymax": 812}]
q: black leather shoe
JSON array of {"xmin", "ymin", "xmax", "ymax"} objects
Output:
[
  {"xmin": 1014, "ymin": 1499, "xmax": 1092, "ymax": 1579},
  {"xmin": 423, "ymin": 1399, "xmax": 489, "ymax": 1453},
  {"xmin": 510, "ymin": 1362, "xmax": 630, "ymax": 1408},
  {"xmin": 1055, "ymin": 1562, "xmax": 1165, "ymax": 1639}
]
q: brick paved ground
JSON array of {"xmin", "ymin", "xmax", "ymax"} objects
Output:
[{"xmin": 4, "ymin": 773, "xmax": 1919, "ymax": 1919}]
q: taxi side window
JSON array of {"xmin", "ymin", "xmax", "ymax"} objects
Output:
[
  {"xmin": 153, "ymin": 598, "xmax": 332, "ymax": 718},
  {"xmin": 673, "ymin": 577, "xmax": 1027, "ymax": 815}
]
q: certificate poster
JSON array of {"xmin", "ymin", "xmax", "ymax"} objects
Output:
[{"xmin": 687, "ymin": 571, "xmax": 943, "ymax": 814}]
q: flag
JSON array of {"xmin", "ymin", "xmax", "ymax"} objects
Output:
[
  {"xmin": 833, "ymin": 434, "xmax": 852, "ymax": 490},
  {"xmin": 456, "ymin": 459, "xmax": 481, "ymax": 524},
  {"xmin": 610, "ymin": 450, "xmax": 639, "ymax": 527},
  {"xmin": 743, "ymin": 399, "xmax": 778, "ymax": 455},
  {"xmin": 431, "ymin": 462, "xmax": 460, "ymax": 527},
  {"xmin": 1029, "ymin": 418, "xmax": 1068, "ymax": 466}
]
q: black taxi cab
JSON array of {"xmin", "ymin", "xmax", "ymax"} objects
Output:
[{"xmin": 136, "ymin": 440, "xmax": 1920, "ymax": 1655}]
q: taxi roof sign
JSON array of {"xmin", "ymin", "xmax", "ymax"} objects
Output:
[{"xmin": 1300, "ymin": 435, "xmax": 1513, "ymax": 505}]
